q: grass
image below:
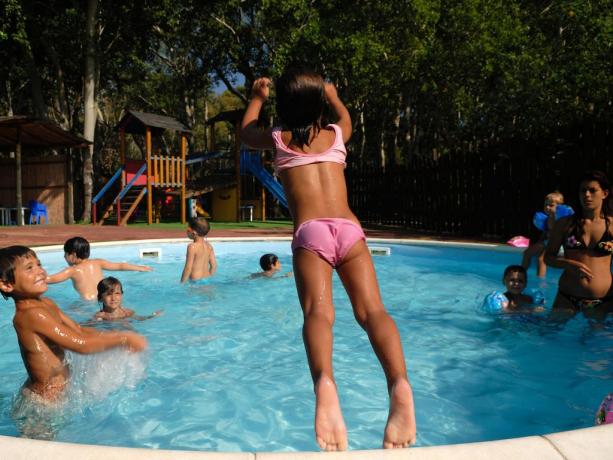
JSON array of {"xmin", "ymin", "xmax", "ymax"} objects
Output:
[{"xmin": 127, "ymin": 220, "xmax": 293, "ymax": 230}]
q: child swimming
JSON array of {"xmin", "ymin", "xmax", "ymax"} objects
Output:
[
  {"xmin": 483, "ymin": 265, "xmax": 545, "ymax": 312},
  {"xmin": 0, "ymin": 246, "xmax": 147, "ymax": 403},
  {"xmin": 46, "ymin": 236, "xmax": 152, "ymax": 300},
  {"xmin": 94, "ymin": 277, "xmax": 162, "ymax": 321},
  {"xmin": 250, "ymin": 253, "xmax": 293, "ymax": 279},
  {"xmin": 181, "ymin": 217, "xmax": 217, "ymax": 283},
  {"xmin": 240, "ymin": 67, "xmax": 416, "ymax": 450}
]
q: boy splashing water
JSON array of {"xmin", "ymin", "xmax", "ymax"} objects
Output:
[
  {"xmin": 0, "ymin": 246, "xmax": 147, "ymax": 403},
  {"xmin": 240, "ymin": 68, "xmax": 416, "ymax": 450}
]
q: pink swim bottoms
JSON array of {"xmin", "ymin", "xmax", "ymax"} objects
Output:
[{"xmin": 292, "ymin": 218, "xmax": 366, "ymax": 267}]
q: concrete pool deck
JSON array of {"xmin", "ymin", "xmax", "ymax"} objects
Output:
[{"xmin": 0, "ymin": 229, "xmax": 611, "ymax": 458}]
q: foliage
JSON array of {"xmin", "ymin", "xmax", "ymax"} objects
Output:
[{"xmin": 1, "ymin": 0, "xmax": 611, "ymax": 212}]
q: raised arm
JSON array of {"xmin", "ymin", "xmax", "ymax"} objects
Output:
[
  {"xmin": 180, "ymin": 244, "xmax": 195, "ymax": 283},
  {"xmin": 99, "ymin": 259, "xmax": 152, "ymax": 272},
  {"xmin": 324, "ymin": 83, "xmax": 352, "ymax": 144},
  {"xmin": 46, "ymin": 266, "xmax": 75, "ymax": 284},
  {"xmin": 240, "ymin": 77, "xmax": 275, "ymax": 150}
]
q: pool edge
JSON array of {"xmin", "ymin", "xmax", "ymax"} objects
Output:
[
  {"xmin": 31, "ymin": 236, "xmax": 515, "ymax": 253},
  {"xmin": 1, "ymin": 424, "xmax": 611, "ymax": 459}
]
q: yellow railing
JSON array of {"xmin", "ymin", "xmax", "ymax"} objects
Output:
[{"xmin": 152, "ymin": 155, "xmax": 184, "ymax": 187}]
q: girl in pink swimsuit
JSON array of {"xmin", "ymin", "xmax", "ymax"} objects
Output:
[{"xmin": 240, "ymin": 67, "xmax": 416, "ymax": 451}]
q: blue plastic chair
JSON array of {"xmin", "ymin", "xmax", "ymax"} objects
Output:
[{"xmin": 28, "ymin": 200, "xmax": 48, "ymax": 224}]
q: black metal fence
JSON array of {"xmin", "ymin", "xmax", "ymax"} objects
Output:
[{"xmin": 346, "ymin": 122, "xmax": 613, "ymax": 238}]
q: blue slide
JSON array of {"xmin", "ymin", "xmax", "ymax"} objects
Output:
[{"xmin": 240, "ymin": 149, "xmax": 288, "ymax": 209}]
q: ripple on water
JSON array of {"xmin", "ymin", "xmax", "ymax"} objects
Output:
[{"xmin": 0, "ymin": 242, "xmax": 610, "ymax": 451}]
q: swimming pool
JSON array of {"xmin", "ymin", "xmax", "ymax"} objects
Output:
[{"xmin": 0, "ymin": 240, "xmax": 610, "ymax": 452}]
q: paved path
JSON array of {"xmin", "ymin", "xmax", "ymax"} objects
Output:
[{"xmin": 0, "ymin": 224, "xmax": 496, "ymax": 248}]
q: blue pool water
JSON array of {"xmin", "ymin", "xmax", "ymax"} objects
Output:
[{"xmin": 0, "ymin": 240, "xmax": 611, "ymax": 451}]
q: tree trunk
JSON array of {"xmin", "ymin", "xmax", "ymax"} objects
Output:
[
  {"xmin": 81, "ymin": 0, "xmax": 99, "ymax": 223},
  {"xmin": 203, "ymin": 98, "xmax": 209, "ymax": 151},
  {"xmin": 5, "ymin": 80, "xmax": 13, "ymax": 116},
  {"xmin": 359, "ymin": 108, "xmax": 366, "ymax": 159},
  {"xmin": 25, "ymin": 51, "xmax": 46, "ymax": 118}
]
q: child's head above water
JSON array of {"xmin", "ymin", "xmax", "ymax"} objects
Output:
[
  {"xmin": 97, "ymin": 276, "xmax": 123, "ymax": 311},
  {"xmin": 544, "ymin": 191, "xmax": 564, "ymax": 214},
  {"xmin": 502, "ymin": 265, "xmax": 527, "ymax": 296},
  {"xmin": 275, "ymin": 66, "xmax": 326, "ymax": 146},
  {"xmin": 0, "ymin": 246, "xmax": 42, "ymax": 300},
  {"xmin": 259, "ymin": 253, "xmax": 280, "ymax": 272},
  {"xmin": 64, "ymin": 236, "xmax": 90, "ymax": 263},
  {"xmin": 188, "ymin": 217, "xmax": 210, "ymax": 239}
]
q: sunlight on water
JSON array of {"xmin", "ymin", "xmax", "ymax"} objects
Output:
[{"xmin": 0, "ymin": 241, "xmax": 611, "ymax": 451}]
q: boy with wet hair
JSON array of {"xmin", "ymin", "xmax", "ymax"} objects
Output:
[
  {"xmin": 46, "ymin": 236, "xmax": 152, "ymax": 300},
  {"xmin": 502, "ymin": 265, "xmax": 538, "ymax": 309},
  {"xmin": 0, "ymin": 246, "xmax": 147, "ymax": 402},
  {"xmin": 181, "ymin": 217, "xmax": 217, "ymax": 283},
  {"xmin": 250, "ymin": 253, "xmax": 293, "ymax": 279}
]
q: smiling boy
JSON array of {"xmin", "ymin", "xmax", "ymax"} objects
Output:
[{"xmin": 0, "ymin": 246, "xmax": 147, "ymax": 402}]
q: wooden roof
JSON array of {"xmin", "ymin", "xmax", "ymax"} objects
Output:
[
  {"xmin": 0, "ymin": 116, "xmax": 91, "ymax": 149},
  {"xmin": 116, "ymin": 110, "xmax": 191, "ymax": 135}
]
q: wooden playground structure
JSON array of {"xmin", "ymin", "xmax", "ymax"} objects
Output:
[{"xmin": 92, "ymin": 110, "xmax": 287, "ymax": 225}]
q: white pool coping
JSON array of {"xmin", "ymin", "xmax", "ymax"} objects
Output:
[
  {"xmin": 2, "ymin": 424, "xmax": 612, "ymax": 459},
  {"xmin": 31, "ymin": 236, "xmax": 514, "ymax": 253},
  {"xmin": 7, "ymin": 237, "xmax": 609, "ymax": 458}
]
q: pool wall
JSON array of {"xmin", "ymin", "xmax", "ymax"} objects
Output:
[
  {"xmin": 3, "ymin": 238, "xmax": 611, "ymax": 459},
  {"xmin": 2, "ymin": 424, "xmax": 612, "ymax": 459}
]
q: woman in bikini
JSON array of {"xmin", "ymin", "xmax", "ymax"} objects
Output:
[{"xmin": 545, "ymin": 170, "xmax": 613, "ymax": 319}]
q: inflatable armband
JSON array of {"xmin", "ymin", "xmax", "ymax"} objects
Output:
[
  {"xmin": 526, "ymin": 288, "xmax": 545, "ymax": 306},
  {"xmin": 596, "ymin": 393, "xmax": 613, "ymax": 425},
  {"xmin": 482, "ymin": 291, "xmax": 509, "ymax": 312},
  {"xmin": 533, "ymin": 205, "xmax": 575, "ymax": 231},
  {"xmin": 482, "ymin": 288, "xmax": 545, "ymax": 312}
]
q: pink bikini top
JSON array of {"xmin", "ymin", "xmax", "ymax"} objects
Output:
[{"xmin": 272, "ymin": 124, "xmax": 347, "ymax": 174}]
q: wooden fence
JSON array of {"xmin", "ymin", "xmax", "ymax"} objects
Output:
[
  {"xmin": 347, "ymin": 123, "xmax": 613, "ymax": 238},
  {"xmin": 0, "ymin": 154, "xmax": 71, "ymax": 225}
]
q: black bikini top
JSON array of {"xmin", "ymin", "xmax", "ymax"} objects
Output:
[{"xmin": 563, "ymin": 215, "xmax": 613, "ymax": 254}]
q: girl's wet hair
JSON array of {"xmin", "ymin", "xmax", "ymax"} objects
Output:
[
  {"xmin": 259, "ymin": 253, "xmax": 279, "ymax": 271},
  {"xmin": 579, "ymin": 170, "xmax": 612, "ymax": 217},
  {"xmin": 275, "ymin": 66, "xmax": 326, "ymax": 147},
  {"xmin": 0, "ymin": 246, "xmax": 38, "ymax": 299},
  {"xmin": 97, "ymin": 276, "xmax": 123, "ymax": 302}
]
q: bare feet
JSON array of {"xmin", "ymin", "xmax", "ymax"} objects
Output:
[
  {"xmin": 314, "ymin": 376, "xmax": 348, "ymax": 451},
  {"xmin": 383, "ymin": 378, "xmax": 416, "ymax": 448}
]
